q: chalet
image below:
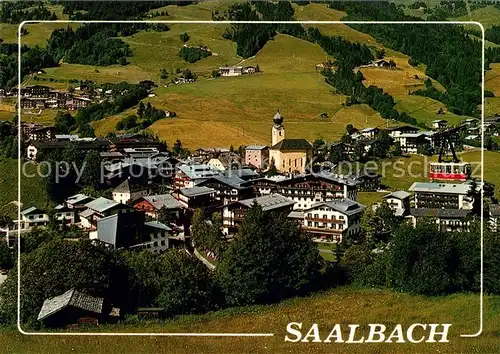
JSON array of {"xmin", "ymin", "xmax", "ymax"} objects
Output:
[
  {"xmin": 360, "ymin": 127, "xmax": 380, "ymax": 139},
  {"xmin": 133, "ymin": 194, "xmax": 183, "ymax": 220},
  {"xmin": 410, "ymin": 208, "xmax": 472, "ymax": 232},
  {"xmin": 431, "ymin": 119, "xmax": 447, "ymax": 130},
  {"xmin": 66, "ymin": 97, "xmax": 91, "ymax": 110},
  {"xmin": 382, "ymin": 191, "xmax": 411, "ymax": 216},
  {"xmin": 28, "ymin": 126, "xmax": 55, "ymax": 141},
  {"xmin": 37, "ymin": 289, "xmax": 108, "ymax": 328},
  {"xmin": 65, "ymin": 194, "xmax": 94, "ymax": 210},
  {"xmin": 301, "ymin": 199, "xmax": 365, "ymax": 243},
  {"xmin": 219, "ymin": 66, "xmax": 243, "ymax": 77},
  {"xmin": 122, "ymin": 147, "xmax": 160, "ymax": 159},
  {"xmin": 19, "ymin": 207, "xmax": 49, "ymax": 229},
  {"xmin": 172, "ymin": 187, "xmax": 217, "ymax": 210},
  {"xmin": 206, "ymin": 153, "xmax": 242, "ymax": 171},
  {"xmin": 315, "ymin": 62, "xmax": 334, "ymax": 72},
  {"xmin": 245, "ymin": 145, "xmax": 269, "ymax": 170},
  {"xmin": 112, "ymin": 179, "xmax": 151, "ymax": 204},
  {"xmin": 242, "ymin": 66, "xmax": 257, "ymax": 74},
  {"xmin": 53, "ymin": 204, "xmax": 76, "ymax": 225},
  {"xmin": 385, "ymin": 125, "xmax": 419, "ymax": 138},
  {"xmin": 26, "ymin": 139, "xmax": 111, "ymax": 161},
  {"xmin": 197, "ymin": 175, "xmax": 253, "ymax": 204},
  {"xmin": 20, "ymin": 97, "xmax": 47, "ymax": 110},
  {"xmin": 373, "ymin": 59, "xmax": 390, "ymax": 67},
  {"xmin": 222, "ymin": 193, "xmax": 295, "ymax": 235},
  {"xmin": 345, "ymin": 170, "xmax": 382, "ymax": 191},
  {"xmin": 143, "ymin": 221, "xmax": 184, "ymax": 253},
  {"xmin": 193, "ymin": 147, "xmax": 230, "ymax": 159},
  {"xmin": 173, "ymin": 164, "xmax": 220, "ymax": 188},
  {"xmin": 79, "ymin": 197, "xmax": 132, "ymax": 230},
  {"xmin": 251, "ymin": 172, "xmax": 360, "ymax": 210},
  {"xmin": 21, "ymin": 85, "xmax": 50, "ymax": 98},
  {"xmin": 392, "ymin": 132, "xmax": 428, "ymax": 154},
  {"xmin": 463, "ymin": 118, "xmax": 479, "ymax": 128}
]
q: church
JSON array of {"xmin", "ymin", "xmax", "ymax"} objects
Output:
[{"xmin": 269, "ymin": 110, "xmax": 312, "ymax": 174}]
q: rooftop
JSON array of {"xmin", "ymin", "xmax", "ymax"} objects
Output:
[
  {"xmin": 144, "ymin": 221, "xmax": 172, "ymax": 232},
  {"xmin": 179, "ymin": 186, "xmax": 215, "ymax": 198},
  {"xmin": 238, "ymin": 193, "xmax": 295, "ymax": 211},
  {"xmin": 384, "ymin": 191, "xmax": 411, "ymax": 200},
  {"xmin": 271, "ymin": 139, "xmax": 312, "ymax": 151},
  {"xmin": 306, "ymin": 199, "xmax": 365, "ymax": 216},
  {"xmin": 141, "ymin": 194, "xmax": 183, "ymax": 210},
  {"xmin": 21, "ymin": 206, "xmax": 44, "ymax": 215},
  {"xmin": 409, "ymin": 182, "xmax": 471, "ymax": 195},
  {"xmin": 37, "ymin": 289, "xmax": 104, "ymax": 321},
  {"xmin": 245, "ymin": 145, "xmax": 268, "ymax": 150},
  {"xmin": 85, "ymin": 197, "xmax": 120, "ymax": 213},
  {"xmin": 410, "ymin": 208, "xmax": 471, "ymax": 218}
]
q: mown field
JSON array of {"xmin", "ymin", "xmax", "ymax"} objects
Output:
[
  {"xmin": 0, "ymin": 286, "xmax": 498, "ymax": 354},
  {"xmin": 456, "ymin": 5, "xmax": 500, "ymax": 29}
]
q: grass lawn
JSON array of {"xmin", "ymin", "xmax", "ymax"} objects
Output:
[
  {"xmin": 394, "ymin": 95, "xmax": 471, "ymax": 127},
  {"xmin": 357, "ymin": 191, "xmax": 384, "ymax": 206},
  {"xmin": 485, "ymin": 97, "xmax": 500, "ymax": 117},
  {"xmin": 0, "ymin": 158, "xmax": 48, "ymax": 219},
  {"xmin": 455, "ymin": 5, "xmax": 500, "ymax": 29},
  {"xmin": 485, "ymin": 63, "xmax": 500, "ymax": 97},
  {"xmin": 1, "ymin": 287, "xmax": 498, "ymax": 353}
]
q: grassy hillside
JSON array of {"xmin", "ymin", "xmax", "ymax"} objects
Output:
[
  {"xmin": 1, "ymin": 286, "xmax": 498, "ymax": 353},
  {"xmin": 140, "ymin": 34, "xmax": 385, "ymax": 148},
  {"xmin": 456, "ymin": 5, "xmax": 500, "ymax": 29},
  {"xmin": 0, "ymin": 158, "xmax": 48, "ymax": 218}
]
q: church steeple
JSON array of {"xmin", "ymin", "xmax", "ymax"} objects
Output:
[{"xmin": 272, "ymin": 109, "xmax": 285, "ymax": 146}]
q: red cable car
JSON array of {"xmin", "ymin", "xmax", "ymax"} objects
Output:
[{"xmin": 429, "ymin": 126, "xmax": 471, "ymax": 182}]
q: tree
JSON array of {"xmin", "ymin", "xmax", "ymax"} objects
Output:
[
  {"xmin": 54, "ymin": 111, "xmax": 76, "ymax": 134},
  {"xmin": 345, "ymin": 124, "xmax": 355, "ymax": 135},
  {"xmin": 137, "ymin": 101, "xmax": 145, "ymax": 118},
  {"xmin": 328, "ymin": 144, "xmax": 344, "ymax": 165},
  {"xmin": 80, "ymin": 150, "xmax": 101, "ymax": 188},
  {"xmin": 158, "ymin": 206, "xmax": 177, "ymax": 226},
  {"xmin": 172, "ymin": 139, "xmax": 182, "ymax": 155},
  {"xmin": 155, "ymin": 250, "xmax": 215, "ymax": 316},
  {"xmin": 0, "ymin": 239, "xmax": 119, "ymax": 326},
  {"xmin": 78, "ymin": 123, "xmax": 95, "ymax": 138},
  {"xmin": 361, "ymin": 201, "xmax": 400, "ymax": 244},
  {"xmin": 424, "ymin": 78, "xmax": 432, "ymax": 88},
  {"xmin": 216, "ymin": 203, "xmax": 323, "ymax": 305},
  {"xmin": 340, "ymin": 133, "xmax": 352, "ymax": 145},
  {"xmin": 417, "ymin": 142, "xmax": 433, "ymax": 156},
  {"xmin": 0, "ymin": 240, "xmax": 13, "ymax": 270},
  {"xmin": 180, "ymin": 32, "xmax": 190, "ymax": 43},
  {"xmin": 392, "ymin": 141, "xmax": 402, "ymax": 156}
]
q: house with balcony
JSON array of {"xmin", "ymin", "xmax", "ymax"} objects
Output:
[
  {"xmin": 222, "ymin": 193, "xmax": 295, "ymax": 235},
  {"xmin": 18, "ymin": 207, "xmax": 49, "ymax": 230},
  {"xmin": 301, "ymin": 199, "xmax": 366, "ymax": 243},
  {"xmin": 382, "ymin": 191, "xmax": 411, "ymax": 216},
  {"xmin": 409, "ymin": 182, "xmax": 475, "ymax": 231}
]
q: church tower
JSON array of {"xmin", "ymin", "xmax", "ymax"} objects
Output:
[{"xmin": 271, "ymin": 109, "xmax": 285, "ymax": 146}]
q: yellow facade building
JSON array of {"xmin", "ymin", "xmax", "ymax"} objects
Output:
[{"xmin": 269, "ymin": 110, "xmax": 312, "ymax": 174}]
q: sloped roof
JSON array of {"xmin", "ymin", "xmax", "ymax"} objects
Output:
[
  {"xmin": 37, "ymin": 289, "xmax": 104, "ymax": 321},
  {"xmin": 113, "ymin": 179, "xmax": 149, "ymax": 194},
  {"xmin": 179, "ymin": 187, "xmax": 215, "ymax": 197},
  {"xmin": 85, "ymin": 197, "xmax": 119, "ymax": 213},
  {"xmin": 271, "ymin": 139, "xmax": 312, "ymax": 151},
  {"xmin": 384, "ymin": 191, "xmax": 411, "ymax": 200},
  {"xmin": 141, "ymin": 194, "xmax": 183, "ymax": 210},
  {"xmin": 410, "ymin": 208, "xmax": 471, "ymax": 218},
  {"xmin": 409, "ymin": 182, "xmax": 470, "ymax": 195},
  {"xmin": 21, "ymin": 206, "xmax": 44, "ymax": 216},
  {"xmin": 144, "ymin": 221, "xmax": 172, "ymax": 232},
  {"xmin": 245, "ymin": 145, "xmax": 268, "ymax": 150},
  {"xmin": 238, "ymin": 193, "xmax": 295, "ymax": 211},
  {"xmin": 66, "ymin": 193, "xmax": 93, "ymax": 205},
  {"xmin": 306, "ymin": 199, "xmax": 365, "ymax": 216}
]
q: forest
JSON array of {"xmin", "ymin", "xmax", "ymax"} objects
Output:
[
  {"xmin": 0, "ymin": 1, "xmax": 56, "ymax": 23},
  {"xmin": 327, "ymin": 0, "xmax": 500, "ymax": 116}
]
